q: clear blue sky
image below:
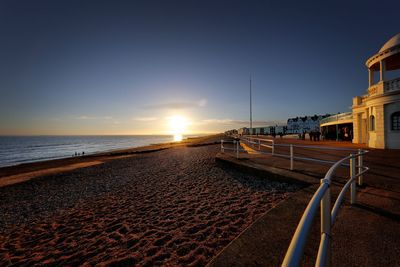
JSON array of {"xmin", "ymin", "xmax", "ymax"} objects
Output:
[{"xmin": 0, "ymin": 0, "xmax": 399, "ymax": 135}]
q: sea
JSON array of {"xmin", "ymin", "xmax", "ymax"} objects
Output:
[{"xmin": 0, "ymin": 135, "xmax": 196, "ymax": 168}]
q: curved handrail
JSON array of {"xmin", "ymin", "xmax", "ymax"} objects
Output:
[
  {"xmin": 322, "ymin": 154, "xmax": 353, "ymax": 182},
  {"xmin": 331, "ymin": 166, "xmax": 369, "ymax": 225},
  {"xmin": 282, "ymin": 150, "xmax": 369, "ymax": 267},
  {"xmin": 281, "ymin": 182, "xmax": 329, "ymax": 267}
]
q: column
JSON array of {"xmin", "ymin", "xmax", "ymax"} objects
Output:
[
  {"xmin": 336, "ymin": 114, "xmax": 339, "ymax": 141},
  {"xmin": 374, "ymin": 105, "xmax": 385, "ymax": 148},
  {"xmin": 368, "ymin": 69, "xmax": 374, "ymax": 86},
  {"xmin": 380, "ymin": 60, "xmax": 386, "ymax": 82}
]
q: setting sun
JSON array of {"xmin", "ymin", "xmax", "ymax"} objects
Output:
[{"xmin": 168, "ymin": 115, "xmax": 189, "ymax": 141}]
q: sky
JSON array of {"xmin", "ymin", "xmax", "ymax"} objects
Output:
[{"xmin": 0, "ymin": 0, "xmax": 399, "ymax": 135}]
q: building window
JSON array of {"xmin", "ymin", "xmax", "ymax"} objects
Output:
[
  {"xmin": 370, "ymin": 115, "xmax": 375, "ymax": 131},
  {"xmin": 392, "ymin": 112, "xmax": 400, "ymax": 130}
]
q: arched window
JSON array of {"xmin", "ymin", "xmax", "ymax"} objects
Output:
[
  {"xmin": 392, "ymin": 112, "xmax": 400, "ymax": 130},
  {"xmin": 370, "ymin": 115, "xmax": 375, "ymax": 131}
]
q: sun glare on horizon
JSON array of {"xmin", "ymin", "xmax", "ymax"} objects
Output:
[{"xmin": 168, "ymin": 115, "xmax": 188, "ymax": 142}]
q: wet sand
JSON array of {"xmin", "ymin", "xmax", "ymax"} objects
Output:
[{"xmin": 0, "ymin": 136, "xmax": 300, "ymax": 266}]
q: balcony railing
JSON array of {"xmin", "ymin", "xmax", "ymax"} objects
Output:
[{"xmin": 384, "ymin": 77, "xmax": 400, "ymax": 93}]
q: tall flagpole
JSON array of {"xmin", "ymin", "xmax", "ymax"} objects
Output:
[{"xmin": 250, "ymin": 75, "xmax": 252, "ymax": 133}]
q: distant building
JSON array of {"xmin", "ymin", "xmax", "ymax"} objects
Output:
[
  {"xmin": 352, "ymin": 33, "xmax": 400, "ymax": 149},
  {"xmin": 238, "ymin": 127, "xmax": 249, "ymax": 135},
  {"xmin": 224, "ymin": 129, "xmax": 238, "ymax": 136},
  {"xmin": 238, "ymin": 125, "xmax": 287, "ymax": 135},
  {"xmin": 287, "ymin": 114, "xmax": 330, "ymax": 134}
]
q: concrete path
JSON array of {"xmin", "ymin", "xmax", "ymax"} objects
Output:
[{"xmin": 210, "ymin": 138, "xmax": 400, "ymax": 266}]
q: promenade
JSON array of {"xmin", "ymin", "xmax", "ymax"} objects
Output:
[{"xmin": 211, "ymin": 137, "xmax": 400, "ymax": 266}]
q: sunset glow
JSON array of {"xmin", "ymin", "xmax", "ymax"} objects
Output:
[
  {"xmin": 168, "ymin": 115, "xmax": 188, "ymax": 141},
  {"xmin": 173, "ymin": 134, "xmax": 183, "ymax": 142}
]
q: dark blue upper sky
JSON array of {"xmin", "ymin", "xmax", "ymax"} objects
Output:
[{"xmin": 1, "ymin": 0, "xmax": 399, "ymax": 134}]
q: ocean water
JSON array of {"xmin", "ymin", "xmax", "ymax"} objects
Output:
[{"xmin": 0, "ymin": 135, "xmax": 191, "ymax": 168}]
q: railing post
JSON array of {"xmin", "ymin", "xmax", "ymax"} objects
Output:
[
  {"xmin": 358, "ymin": 149, "xmax": 363, "ymax": 186},
  {"xmin": 221, "ymin": 140, "xmax": 224, "ymax": 153},
  {"xmin": 350, "ymin": 155, "xmax": 356, "ymax": 204},
  {"xmin": 290, "ymin": 144, "xmax": 294, "ymax": 170},
  {"xmin": 272, "ymin": 140, "xmax": 275, "ymax": 155},
  {"xmin": 258, "ymin": 139, "xmax": 261, "ymax": 150},
  {"xmin": 320, "ymin": 179, "xmax": 331, "ymax": 266},
  {"xmin": 236, "ymin": 140, "xmax": 239, "ymax": 159}
]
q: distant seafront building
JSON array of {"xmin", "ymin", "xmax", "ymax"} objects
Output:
[
  {"xmin": 238, "ymin": 125, "xmax": 287, "ymax": 135},
  {"xmin": 224, "ymin": 129, "xmax": 238, "ymax": 136},
  {"xmin": 287, "ymin": 114, "xmax": 330, "ymax": 134},
  {"xmin": 235, "ymin": 115, "xmax": 328, "ymax": 137},
  {"xmin": 320, "ymin": 33, "xmax": 400, "ymax": 148}
]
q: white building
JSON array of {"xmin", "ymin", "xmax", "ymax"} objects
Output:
[
  {"xmin": 287, "ymin": 115, "xmax": 330, "ymax": 134},
  {"xmin": 352, "ymin": 33, "xmax": 400, "ymax": 149},
  {"xmin": 238, "ymin": 127, "xmax": 249, "ymax": 135},
  {"xmin": 237, "ymin": 126, "xmax": 287, "ymax": 135}
]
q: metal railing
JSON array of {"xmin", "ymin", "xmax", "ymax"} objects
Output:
[
  {"xmin": 241, "ymin": 136, "xmax": 275, "ymax": 154},
  {"xmin": 220, "ymin": 135, "xmax": 370, "ymax": 266},
  {"xmin": 282, "ymin": 150, "xmax": 369, "ymax": 267},
  {"xmin": 238, "ymin": 136, "xmax": 359, "ymax": 171},
  {"xmin": 220, "ymin": 139, "xmax": 246, "ymax": 159}
]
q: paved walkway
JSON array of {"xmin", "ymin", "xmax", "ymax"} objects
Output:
[{"xmin": 211, "ymin": 138, "xmax": 400, "ymax": 266}]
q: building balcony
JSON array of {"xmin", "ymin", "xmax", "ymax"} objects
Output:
[
  {"xmin": 353, "ymin": 77, "xmax": 400, "ymax": 107},
  {"xmin": 368, "ymin": 77, "xmax": 400, "ymax": 97}
]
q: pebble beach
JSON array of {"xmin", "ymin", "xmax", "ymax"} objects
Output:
[{"xmin": 0, "ymin": 136, "xmax": 300, "ymax": 266}]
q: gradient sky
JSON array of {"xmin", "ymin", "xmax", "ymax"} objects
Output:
[{"xmin": 1, "ymin": 0, "xmax": 399, "ymax": 135}]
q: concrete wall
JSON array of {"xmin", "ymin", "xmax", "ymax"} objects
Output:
[
  {"xmin": 385, "ymin": 102, "xmax": 400, "ymax": 149},
  {"xmin": 352, "ymin": 109, "xmax": 368, "ymax": 144},
  {"xmin": 368, "ymin": 105, "xmax": 385, "ymax": 148},
  {"xmin": 352, "ymin": 112, "xmax": 361, "ymax": 143}
]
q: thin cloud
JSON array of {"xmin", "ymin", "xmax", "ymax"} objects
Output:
[
  {"xmin": 76, "ymin": 115, "xmax": 97, "ymax": 120},
  {"xmin": 75, "ymin": 115, "xmax": 113, "ymax": 120},
  {"xmin": 198, "ymin": 99, "xmax": 207, "ymax": 107},
  {"xmin": 142, "ymin": 99, "xmax": 208, "ymax": 110},
  {"xmin": 133, "ymin": 117, "xmax": 158, "ymax": 122},
  {"xmin": 202, "ymin": 119, "xmax": 286, "ymax": 126}
]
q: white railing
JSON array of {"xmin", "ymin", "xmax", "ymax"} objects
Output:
[
  {"xmin": 282, "ymin": 150, "xmax": 369, "ymax": 267},
  {"xmin": 220, "ymin": 139, "xmax": 246, "ymax": 159},
  {"xmin": 241, "ymin": 136, "xmax": 275, "ymax": 154},
  {"xmin": 239, "ymin": 136, "xmax": 359, "ymax": 171}
]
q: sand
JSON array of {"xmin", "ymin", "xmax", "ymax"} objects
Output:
[{"xmin": 0, "ymin": 135, "xmax": 300, "ymax": 266}]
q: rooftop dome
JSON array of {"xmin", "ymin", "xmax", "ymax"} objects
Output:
[{"xmin": 379, "ymin": 33, "xmax": 400, "ymax": 52}]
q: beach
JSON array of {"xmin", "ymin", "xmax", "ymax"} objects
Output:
[{"xmin": 0, "ymin": 135, "xmax": 300, "ymax": 266}]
